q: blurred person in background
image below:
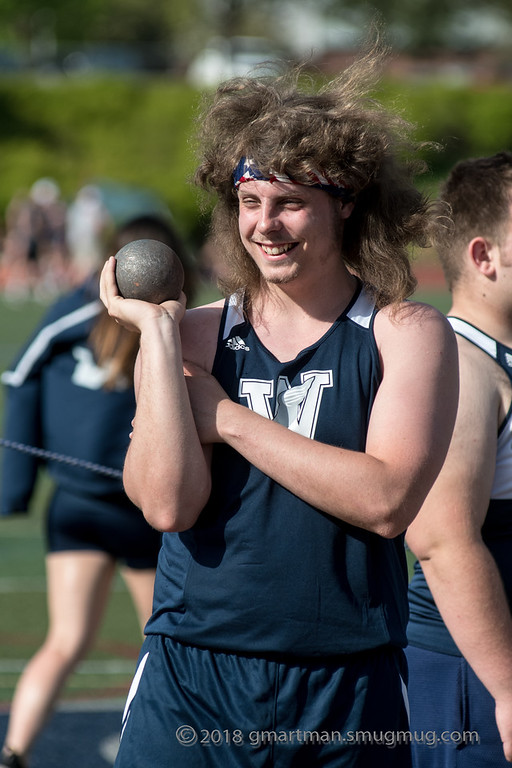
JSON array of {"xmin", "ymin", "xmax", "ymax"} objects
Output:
[
  {"xmin": 65, "ymin": 184, "xmax": 113, "ymax": 285},
  {"xmin": 0, "ymin": 213, "xmax": 197, "ymax": 768},
  {"xmin": 406, "ymin": 152, "xmax": 512, "ymax": 766},
  {"xmin": 1, "ymin": 179, "xmax": 69, "ymax": 301}
]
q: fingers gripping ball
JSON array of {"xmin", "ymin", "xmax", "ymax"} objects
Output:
[{"xmin": 114, "ymin": 239, "xmax": 185, "ymax": 304}]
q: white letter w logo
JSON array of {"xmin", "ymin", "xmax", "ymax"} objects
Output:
[{"xmin": 239, "ymin": 370, "xmax": 333, "ymax": 438}]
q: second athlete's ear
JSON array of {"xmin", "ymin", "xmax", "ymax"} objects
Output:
[{"xmin": 469, "ymin": 236, "xmax": 495, "ymax": 277}]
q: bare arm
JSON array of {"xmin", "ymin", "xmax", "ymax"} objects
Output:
[
  {"xmin": 406, "ymin": 338, "xmax": 512, "ymax": 762},
  {"xmin": 185, "ymin": 302, "xmax": 459, "ymax": 538},
  {"xmin": 99, "ymin": 257, "xmax": 212, "ymax": 532}
]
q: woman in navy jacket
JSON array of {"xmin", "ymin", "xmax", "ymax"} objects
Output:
[{"xmin": 0, "ymin": 214, "xmax": 196, "ymax": 768}]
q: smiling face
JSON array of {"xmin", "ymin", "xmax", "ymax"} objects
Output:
[{"xmin": 237, "ymin": 180, "xmax": 353, "ymax": 288}]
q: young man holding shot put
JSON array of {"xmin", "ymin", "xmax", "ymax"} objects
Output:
[{"xmin": 100, "ymin": 42, "xmax": 458, "ymax": 767}]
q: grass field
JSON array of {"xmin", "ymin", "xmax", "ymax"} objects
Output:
[{"xmin": 0, "ymin": 276, "xmax": 450, "ymax": 706}]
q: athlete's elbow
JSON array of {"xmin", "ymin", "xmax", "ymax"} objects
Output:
[
  {"xmin": 140, "ymin": 498, "xmax": 204, "ymax": 532},
  {"xmin": 123, "ymin": 464, "xmax": 211, "ymax": 532},
  {"xmin": 370, "ymin": 495, "xmax": 420, "ymax": 539},
  {"xmin": 143, "ymin": 482, "xmax": 211, "ymax": 533},
  {"xmin": 372, "ymin": 513, "xmax": 408, "ymax": 539},
  {"xmin": 374, "ymin": 469, "xmax": 444, "ymax": 538},
  {"xmin": 329, "ymin": 492, "xmax": 412, "ymax": 538}
]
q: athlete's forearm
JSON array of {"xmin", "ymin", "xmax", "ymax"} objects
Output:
[
  {"xmin": 124, "ymin": 315, "xmax": 211, "ymax": 531},
  {"xmin": 215, "ymin": 397, "xmax": 427, "ymax": 537},
  {"xmin": 419, "ymin": 539, "xmax": 512, "ymax": 761},
  {"xmin": 420, "ymin": 540, "xmax": 512, "ymax": 702}
]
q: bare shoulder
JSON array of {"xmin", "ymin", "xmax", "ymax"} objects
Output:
[
  {"xmin": 374, "ymin": 300, "xmax": 456, "ymax": 353},
  {"xmin": 180, "ymin": 298, "xmax": 225, "ymax": 370},
  {"xmin": 457, "ymin": 333, "xmax": 510, "ymax": 419}
]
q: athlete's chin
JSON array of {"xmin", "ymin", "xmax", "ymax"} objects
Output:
[{"xmin": 262, "ymin": 265, "xmax": 301, "ymax": 286}]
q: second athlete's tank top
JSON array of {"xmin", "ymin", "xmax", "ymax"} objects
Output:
[{"xmin": 408, "ymin": 317, "xmax": 512, "ymax": 655}]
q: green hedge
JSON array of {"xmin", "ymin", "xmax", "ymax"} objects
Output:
[
  {"xmin": 381, "ymin": 80, "xmax": 512, "ymax": 180},
  {"xmin": 0, "ymin": 74, "xmax": 511, "ymax": 247},
  {"xmin": 0, "ymin": 75, "xmax": 209, "ymax": 246}
]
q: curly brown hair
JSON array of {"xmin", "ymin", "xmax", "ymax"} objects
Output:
[{"xmin": 194, "ymin": 39, "xmax": 436, "ymax": 308}]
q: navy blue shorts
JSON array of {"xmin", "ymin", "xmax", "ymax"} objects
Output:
[
  {"xmin": 46, "ymin": 486, "xmax": 161, "ymax": 569},
  {"xmin": 406, "ymin": 645, "xmax": 506, "ymax": 767},
  {"xmin": 115, "ymin": 635, "xmax": 412, "ymax": 767}
]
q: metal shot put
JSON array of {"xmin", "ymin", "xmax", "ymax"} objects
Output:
[{"xmin": 115, "ymin": 239, "xmax": 184, "ymax": 304}]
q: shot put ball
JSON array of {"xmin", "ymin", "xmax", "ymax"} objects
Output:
[{"xmin": 114, "ymin": 239, "xmax": 185, "ymax": 303}]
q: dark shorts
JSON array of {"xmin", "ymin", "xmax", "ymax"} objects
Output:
[
  {"xmin": 406, "ymin": 645, "xmax": 506, "ymax": 767},
  {"xmin": 46, "ymin": 486, "xmax": 161, "ymax": 569},
  {"xmin": 115, "ymin": 634, "xmax": 412, "ymax": 768}
]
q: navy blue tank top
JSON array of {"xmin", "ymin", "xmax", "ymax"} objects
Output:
[
  {"xmin": 147, "ymin": 285, "xmax": 410, "ymax": 656},
  {"xmin": 407, "ymin": 317, "xmax": 512, "ymax": 656}
]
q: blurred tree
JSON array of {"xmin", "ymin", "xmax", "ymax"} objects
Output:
[
  {"xmin": 0, "ymin": 0, "xmax": 99, "ymax": 50},
  {"xmin": 0, "ymin": 0, "xmax": 280, "ymax": 51},
  {"xmin": 0, "ymin": 0, "xmax": 205, "ymax": 66},
  {"xmin": 320, "ymin": 0, "xmax": 512, "ymax": 52},
  {"xmin": 0, "ymin": 0, "xmax": 288, "ymax": 73},
  {"xmin": 1, "ymin": 0, "xmax": 511, "ymax": 70}
]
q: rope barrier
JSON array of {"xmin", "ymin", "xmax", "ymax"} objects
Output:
[{"xmin": 0, "ymin": 437, "xmax": 123, "ymax": 479}]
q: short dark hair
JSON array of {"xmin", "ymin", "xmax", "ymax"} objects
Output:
[{"xmin": 436, "ymin": 151, "xmax": 512, "ymax": 290}]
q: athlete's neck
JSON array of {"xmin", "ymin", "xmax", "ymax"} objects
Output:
[
  {"xmin": 252, "ymin": 266, "xmax": 358, "ymax": 326},
  {"xmin": 248, "ymin": 272, "xmax": 359, "ymax": 363}
]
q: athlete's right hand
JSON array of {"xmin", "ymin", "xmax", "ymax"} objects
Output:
[
  {"xmin": 100, "ymin": 256, "xmax": 186, "ymax": 334},
  {"xmin": 496, "ymin": 696, "xmax": 512, "ymax": 762}
]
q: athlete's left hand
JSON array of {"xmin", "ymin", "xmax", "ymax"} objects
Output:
[{"xmin": 183, "ymin": 361, "xmax": 230, "ymax": 444}]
